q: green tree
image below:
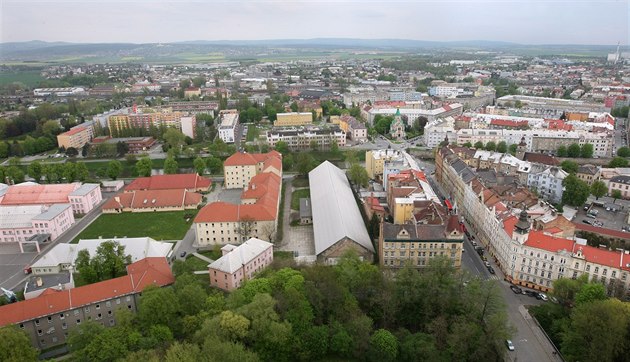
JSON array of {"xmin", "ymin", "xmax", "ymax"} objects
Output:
[
  {"xmin": 484, "ymin": 141, "xmax": 497, "ymax": 151},
  {"xmin": 557, "ymin": 145, "xmax": 567, "ymax": 157},
  {"xmin": 5, "ymin": 166, "xmax": 24, "ymax": 184},
  {"xmin": 590, "ymin": 180, "xmax": 608, "ymax": 200},
  {"xmin": 138, "ymin": 285, "xmax": 180, "ymax": 331},
  {"xmin": 0, "ymin": 326, "xmax": 39, "ymax": 362},
  {"xmin": 193, "ymin": 156, "xmax": 206, "ymax": 175},
  {"xmin": 562, "ymin": 174, "xmax": 591, "ymax": 206},
  {"xmin": 75, "ymin": 240, "xmax": 132, "ymax": 283},
  {"xmin": 612, "ymin": 189, "xmax": 623, "ymax": 203},
  {"xmin": 66, "ymin": 146, "xmax": 79, "ymax": 157},
  {"xmin": 219, "ymin": 310, "xmax": 251, "ymax": 341},
  {"xmin": 574, "ymin": 282, "xmax": 607, "ymax": 306},
  {"xmin": 496, "ymin": 141, "xmax": 508, "ymax": 153},
  {"xmin": 560, "ymin": 160, "xmax": 579, "ymax": 174},
  {"xmin": 75, "ymin": 162, "xmax": 89, "ymax": 181},
  {"xmin": 368, "ymin": 329, "xmax": 398, "ymax": 362},
  {"xmin": 463, "ymin": 142, "xmax": 472, "ymax": 148},
  {"xmin": 474, "ymin": 141, "xmax": 484, "ymax": 149},
  {"xmin": 296, "ymin": 153, "xmax": 317, "ymax": 175},
  {"xmin": 106, "ymin": 160, "xmax": 123, "ymax": 180},
  {"xmin": 27, "ymin": 161, "xmax": 43, "ymax": 182},
  {"xmin": 274, "ymin": 141, "xmax": 289, "ymax": 155},
  {"xmin": 580, "ymin": 143, "xmax": 594, "ymax": 158},
  {"xmin": 508, "ymin": 143, "xmax": 518, "ymax": 155},
  {"xmin": 164, "ymin": 342, "xmax": 203, "ymax": 362},
  {"xmin": 135, "ymin": 156, "xmax": 153, "ymax": 177},
  {"xmin": 163, "ymin": 128, "xmax": 186, "ymax": 151},
  {"xmin": 67, "ymin": 320, "xmax": 106, "ymax": 354},
  {"xmin": 62, "ymin": 162, "xmax": 76, "ymax": 182},
  {"xmin": 567, "ymin": 143, "xmax": 581, "ymax": 158},
  {"xmin": 164, "ymin": 155, "xmax": 178, "ymax": 174},
  {"xmin": 206, "ymin": 156, "xmax": 223, "ymax": 174},
  {"xmin": 609, "ymin": 156, "xmax": 629, "ymax": 168},
  {"xmin": 617, "ymin": 146, "xmax": 630, "ymax": 157},
  {"xmin": 348, "ymin": 163, "xmax": 369, "ymax": 188}
]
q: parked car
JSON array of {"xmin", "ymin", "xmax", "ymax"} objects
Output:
[
  {"xmin": 510, "ymin": 285, "xmax": 523, "ymax": 294},
  {"xmin": 525, "ymin": 290, "xmax": 538, "ymax": 297},
  {"xmin": 487, "ymin": 266, "xmax": 495, "ymax": 274},
  {"xmin": 582, "ymin": 219, "xmax": 593, "ymax": 225},
  {"xmin": 484, "ymin": 261, "xmax": 491, "ymax": 267},
  {"xmin": 536, "ymin": 293, "xmax": 549, "ymax": 301},
  {"xmin": 506, "ymin": 340, "xmax": 515, "ymax": 351},
  {"xmin": 180, "ymin": 251, "xmax": 187, "ymax": 258}
]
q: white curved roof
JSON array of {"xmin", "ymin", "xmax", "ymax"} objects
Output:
[{"xmin": 309, "ymin": 161, "xmax": 374, "ymax": 255}]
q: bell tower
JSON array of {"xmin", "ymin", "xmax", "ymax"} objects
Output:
[{"xmin": 513, "ymin": 209, "xmax": 530, "ymax": 244}]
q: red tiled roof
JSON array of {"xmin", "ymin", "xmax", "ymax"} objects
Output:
[
  {"xmin": 490, "ymin": 119, "xmax": 528, "ymax": 128},
  {"xmin": 366, "ymin": 197, "xmax": 385, "ymax": 212},
  {"xmin": 524, "ymin": 230, "xmax": 575, "ymax": 253},
  {"xmin": 60, "ymin": 127, "xmax": 88, "ymax": 136},
  {"xmin": 125, "ymin": 174, "xmax": 211, "ymax": 192},
  {"xmin": 503, "ymin": 215, "xmax": 517, "ymax": 238},
  {"xmin": 224, "ymin": 151, "xmax": 281, "ymax": 167},
  {"xmin": 103, "ymin": 189, "xmax": 201, "ymax": 211},
  {"xmin": 0, "ymin": 183, "xmax": 79, "ymax": 205},
  {"xmin": 0, "ymin": 257, "xmax": 173, "ymax": 327},
  {"xmin": 579, "ymin": 244, "xmax": 630, "ymax": 270},
  {"xmin": 574, "ymin": 223, "xmax": 630, "ymax": 240}
]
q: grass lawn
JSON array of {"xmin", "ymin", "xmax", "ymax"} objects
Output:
[
  {"xmin": 291, "ymin": 176, "xmax": 309, "ymax": 188},
  {"xmin": 246, "ymin": 126, "xmax": 260, "ymax": 142},
  {"xmin": 72, "ymin": 210, "xmax": 197, "ymax": 243},
  {"xmin": 291, "ymin": 188, "xmax": 310, "ymax": 210},
  {"xmin": 183, "ymin": 255, "xmax": 211, "ymax": 271}
]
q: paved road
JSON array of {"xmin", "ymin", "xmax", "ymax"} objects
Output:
[{"xmin": 428, "ymin": 171, "xmax": 560, "ymax": 362}]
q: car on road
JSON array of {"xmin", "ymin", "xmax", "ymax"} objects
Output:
[
  {"xmin": 536, "ymin": 292, "xmax": 549, "ymax": 301},
  {"xmin": 524, "ymin": 290, "xmax": 538, "ymax": 297},
  {"xmin": 484, "ymin": 261, "xmax": 490, "ymax": 267},
  {"xmin": 582, "ymin": 219, "xmax": 593, "ymax": 225},
  {"xmin": 180, "ymin": 251, "xmax": 187, "ymax": 258},
  {"xmin": 506, "ymin": 340, "xmax": 515, "ymax": 351},
  {"xmin": 510, "ymin": 285, "xmax": 523, "ymax": 294},
  {"xmin": 487, "ymin": 266, "xmax": 495, "ymax": 274}
]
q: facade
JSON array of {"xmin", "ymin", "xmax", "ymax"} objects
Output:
[
  {"xmin": 576, "ymin": 164, "xmax": 601, "ymax": 186},
  {"xmin": 218, "ymin": 110, "xmax": 239, "ymax": 144},
  {"xmin": 56, "ymin": 125, "xmax": 92, "ymax": 150},
  {"xmin": 274, "ymin": 112, "xmax": 313, "ymax": 127},
  {"xmin": 208, "ymin": 238, "xmax": 274, "ymax": 291},
  {"xmin": 379, "ymin": 214, "xmax": 464, "ymax": 269},
  {"xmin": 389, "ymin": 109, "xmax": 406, "ymax": 140},
  {"xmin": 338, "ymin": 115, "xmax": 368, "ymax": 142},
  {"xmin": 0, "ymin": 204, "xmax": 74, "ymax": 243},
  {"xmin": 527, "ymin": 167, "xmax": 568, "ymax": 204},
  {"xmin": 0, "ymin": 258, "xmax": 174, "ymax": 350},
  {"xmin": 266, "ymin": 126, "xmax": 346, "ymax": 151},
  {"xmin": 0, "ymin": 182, "xmax": 102, "ymax": 215},
  {"xmin": 30, "ymin": 237, "xmax": 173, "ymax": 275},
  {"xmin": 90, "ymin": 137, "xmax": 157, "ymax": 153},
  {"xmin": 195, "ymin": 152, "xmax": 282, "ymax": 246},
  {"xmin": 309, "ymin": 161, "xmax": 375, "ymax": 264},
  {"xmin": 125, "ymin": 174, "xmax": 211, "ymax": 193},
  {"xmin": 435, "ymin": 146, "xmax": 630, "ymax": 297},
  {"xmin": 223, "ymin": 151, "xmax": 282, "ymax": 190},
  {"xmin": 608, "ymin": 176, "xmax": 630, "ymax": 199},
  {"xmin": 180, "ymin": 116, "xmax": 196, "ymax": 139},
  {"xmin": 166, "ymin": 101, "xmax": 218, "ymax": 116},
  {"xmin": 367, "ymin": 103, "xmax": 463, "ymax": 126},
  {"xmin": 107, "ymin": 110, "xmax": 191, "ymax": 135},
  {"xmin": 365, "ymin": 149, "xmax": 404, "ymax": 179},
  {"xmin": 102, "ymin": 189, "xmax": 202, "ymax": 213}
]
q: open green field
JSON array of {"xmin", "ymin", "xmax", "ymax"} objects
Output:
[
  {"xmin": 72, "ymin": 210, "xmax": 198, "ymax": 243},
  {"xmin": 291, "ymin": 176, "xmax": 309, "ymax": 188},
  {"xmin": 291, "ymin": 188, "xmax": 310, "ymax": 210},
  {"xmin": 0, "ymin": 70, "xmax": 44, "ymax": 87}
]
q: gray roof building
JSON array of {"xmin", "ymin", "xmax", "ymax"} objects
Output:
[{"xmin": 309, "ymin": 161, "xmax": 374, "ymax": 262}]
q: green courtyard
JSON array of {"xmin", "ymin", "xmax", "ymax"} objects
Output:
[
  {"xmin": 72, "ymin": 210, "xmax": 198, "ymax": 243},
  {"xmin": 291, "ymin": 188, "xmax": 311, "ymax": 210}
]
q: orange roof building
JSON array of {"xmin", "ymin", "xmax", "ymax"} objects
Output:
[
  {"xmin": 0, "ymin": 257, "xmax": 174, "ymax": 350},
  {"xmin": 195, "ymin": 152, "xmax": 282, "ymax": 246},
  {"xmin": 125, "ymin": 174, "xmax": 211, "ymax": 193},
  {"xmin": 102, "ymin": 189, "xmax": 202, "ymax": 213}
]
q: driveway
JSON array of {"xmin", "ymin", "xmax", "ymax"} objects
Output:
[{"xmin": 276, "ymin": 178, "xmax": 315, "ymax": 256}]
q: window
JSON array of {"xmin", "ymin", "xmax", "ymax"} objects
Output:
[
  {"xmin": 47, "ymin": 316, "xmax": 52, "ymax": 323},
  {"xmin": 96, "ymin": 304, "xmax": 100, "ymax": 310},
  {"xmin": 62, "ymin": 323, "xmax": 67, "ymax": 330},
  {"xmin": 37, "ymin": 329, "xmax": 43, "ymax": 336},
  {"xmin": 106, "ymin": 301, "xmax": 111, "ymax": 308},
  {"xmin": 76, "ymin": 319, "xmax": 81, "ymax": 325}
]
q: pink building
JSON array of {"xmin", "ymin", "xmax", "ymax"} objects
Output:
[
  {"xmin": 0, "ymin": 182, "xmax": 102, "ymax": 215},
  {"xmin": 208, "ymin": 238, "xmax": 273, "ymax": 291},
  {"xmin": 0, "ymin": 204, "xmax": 75, "ymax": 247}
]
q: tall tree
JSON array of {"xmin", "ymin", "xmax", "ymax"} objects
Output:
[
  {"xmin": 75, "ymin": 240, "xmax": 132, "ymax": 283},
  {"xmin": 590, "ymin": 180, "xmax": 608, "ymax": 200},
  {"xmin": 27, "ymin": 161, "xmax": 43, "ymax": 182},
  {"xmin": 562, "ymin": 174, "xmax": 590, "ymax": 206},
  {"xmin": 496, "ymin": 141, "xmax": 507, "ymax": 153},
  {"xmin": 609, "ymin": 157, "xmax": 629, "ymax": 168},
  {"xmin": 106, "ymin": 160, "xmax": 123, "ymax": 180},
  {"xmin": 0, "ymin": 326, "xmax": 39, "ymax": 362},
  {"xmin": 557, "ymin": 145, "xmax": 567, "ymax": 157},
  {"xmin": 348, "ymin": 163, "xmax": 369, "ymax": 188},
  {"xmin": 163, "ymin": 128, "xmax": 186, "ymax": 151},
  {"xmin": 193, "ymin": 157, "xmax": 206, "ymax": 176},
  {"xmin": 617, "ymin": 146, "xmax": 630, "ymax": 157},
  {"xmin": 135, "ymin": 157, "xmax": 153, "ymax": 177},
  {"xmin": 164, "ymin": 156, "xmax": 178, "ymax": 174},
  {"xmin": 560, "ymin": 160, "xmax": 579, "ymax": 174},
  {"xmin": 580, "ymin": 143, "xmax": 594, "ymax": 158},
  {"xmin": 567, "ymin": 143, "xmax": 581, "ymax": 158}
]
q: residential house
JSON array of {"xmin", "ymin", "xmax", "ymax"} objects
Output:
[{"xmin": 208, "ymin": 238, "xmax": 273, "ymax": 291}]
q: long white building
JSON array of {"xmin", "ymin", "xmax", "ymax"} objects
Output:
[{"xmin": 218, "ymin": 110, "xmax": 239, "ymax": 144}]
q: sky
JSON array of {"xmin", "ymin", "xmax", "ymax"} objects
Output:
[{"xmin": 1, "ymin": 0, "xmax": 628, "ymax": 45}]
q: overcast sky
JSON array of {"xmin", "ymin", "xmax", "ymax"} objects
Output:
[{"xmin": 1, "ymin": 0, "xmax": 628, "ymax": 45}]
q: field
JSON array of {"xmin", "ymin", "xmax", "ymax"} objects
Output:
[
  {"xmin": 291, "ymin": 188, "xmax": 310, "ymax": 210},
  {"xmin": 72, "ymin": 210, "xmax": 198, "ymax": 243},
  {"xmin": 0, "ymin": 69, "xmax": 44, "ymax": 87}
]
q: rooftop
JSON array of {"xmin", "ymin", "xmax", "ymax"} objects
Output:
[{"xmin": 208, "ymin": 238, "xmax": 273, "ymax": 274}]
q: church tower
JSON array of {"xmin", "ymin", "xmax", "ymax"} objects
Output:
[
  {"xmin": 516, "ymin": 136, "xmax": 527, "ymax": 160},
  {"xmin": 389, "ymin": 108, "xmax": 406, "ymax": 141},
  {"xmin": 513, "ymin": 209, "xmax": 530, "ymax": 244}
]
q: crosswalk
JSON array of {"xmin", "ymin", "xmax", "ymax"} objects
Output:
[{"xmin": 487, "ymin": 274, "xmax": 501, "ymax": 281}]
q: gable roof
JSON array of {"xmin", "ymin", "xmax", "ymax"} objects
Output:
[
  {"xmin": 0, "ymin": 257, "xmax": 173, "ymax": 327},
  {"xmin": 0, "ymin": 183, "xmax": 80, "ymax": 205},
  {"xmin": 125, "ymin": 174, "xmax": 211, "ymax": 191},
  {"xmin": 208, "ymin": 238, "xmax": 273, "ymax": 274},
  {"xmin": 102, "ymin": 189, "xmax": 201, "ymax": 211},
  {"xmin": 223, "ymin": 150, "xmax": 282, "ymax": 168},
  {"xmin": 309, "ymin": 161, "xmax": 374, "ymax": 255}
]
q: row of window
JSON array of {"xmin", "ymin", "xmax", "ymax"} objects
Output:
[{"xmin": 384, "ymin": 242, "xmax": 458, "ymax": 250}]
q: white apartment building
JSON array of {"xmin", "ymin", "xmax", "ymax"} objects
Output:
[
  {"xmin": 218, "ymin": 110, "xmax": 239, "ymax": 144},
  {"xmin": 527, "ymin": 167, "xmax": 568, "ymax": 204},
  {"xmin": 424, "ymin": 117, "xmax": 459, "ymax": 148},
  {"xmin": 266, "ymin": 127, "xmax": 346, "ymax": 151},
  {"xmin": 367, "ymin": 103, "xmax": 463, "ymax": 126}
]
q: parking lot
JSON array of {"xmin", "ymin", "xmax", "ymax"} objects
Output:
[
  {"xmin": 579, "ymin": 201, "xmax": 629, "ymax": 232},
  {"xmin": 0, "ymin": 243, "xmax": 39, "ymax": 290}
]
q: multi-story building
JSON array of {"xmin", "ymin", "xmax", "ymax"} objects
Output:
[
  {"xmin": 107, "ymin": 110, "xmax": 192, "ymax": 136},
  {"xmin": 180, "ymin": 116, "xmax": 196, "ymax": 139},
  {"xmin": 208, "ymin": 238, "xmax": 273, "ymax": 291},
  {"xmin": 423, "ymin": 116, "xmax": 458, "ymax": 148},
  {"xmin": 56, "ymin": 125, "xmax": 92, "ymax": 150},
  {"xmin": 387, "ymin": 169, "xmax": 440, "ymax": 224},
  {"xmin": 379, "ymin": 213, "xmax": 464, "ymax": 269},
  {"xmin": 195, "ymin": 152, "xmax": 282, "ymax": 246},
  {"xmin": 527, "ymin": 166, "xmax": 568, "ymax": 204},
  {"xmin": 435, "ymin": 145, "xmax": 630, "ymax": 297},
  {"xmin": 165, "ymin": 101, "xmax": 218, "ymax": 116},
  {"xmin": 0, "ymin": 182, "xmax": 102, "ymax": 215},
  {"xmin": 365, "ymin": 149, "xmax": 404, "ymax": 180},
  {"xmin": 367, "ymin": 103, "xmax": 463, "ymax": 126},
  {"xmin": 274, "ymin": 112, "xmax": 313, "ymax": 127},
  {"xmin": 90, "ymin": 136, "xmax": 157, "ymax": 153},
  {"xmin": 576, "ymin": 164, "xmax": 601, "ymax": 186},
  {"xmin": 608, "ymin": 176, "xmax": 630, "ymax": 199},
  {"xmin": 218, "ymin": 110, "xmax": 239, "ymax": 144},
  {"xmin": 0, "ymin": 204, "xmax": 74, "ymax": 244},
  {"xmin": 102, "ymin": 189, "xmax": 202, "ymax": 213},
  {"xmin": 0, "ymin": 257, "xmax": 174, "ymax": 350},
  {"xmin": 125, "ymin": 174, "xmax": 211, "ymax": 193},
  {"xmin": 266, "ymin": 126, "xmax": 346, "ymax": 151},
  {"xmin": 338, "ymin": 115, "xmax": 367, "ymax": 142}
]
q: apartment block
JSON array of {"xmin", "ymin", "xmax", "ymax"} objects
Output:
[
  {"xmin": 274, "ymin": 112, "xmax": 313, "ymax": 127},
  {"xmin": 266, "ymin": 126, "xmax": 346, "ymax": 151},
  {"xmin": 208, "ymin": 238, "xmax": 273, "ymax": 291}
]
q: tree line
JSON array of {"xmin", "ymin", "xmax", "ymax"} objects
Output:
[{"xmin": 1, "ymin": 254, "xmax": 512, "ymax": 362}]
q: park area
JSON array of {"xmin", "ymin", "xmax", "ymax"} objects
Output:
[{"xmin": 72, "ymin": 210, "xmax": 197, "ymax": 243}]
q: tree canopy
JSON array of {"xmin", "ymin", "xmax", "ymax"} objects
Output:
[{"xmin": 75, "ymin": 240, "xmax": 132, "ymax": 284}]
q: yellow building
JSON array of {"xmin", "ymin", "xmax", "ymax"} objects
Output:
[
  {"xmin": 223, "ymin": 151, "xmax": 282, "ymax": 189},
  {"xmin": 274, "ymin": 112, "xmax": 313, "ymax": 127},
  {"xmin": 184, "ymin": 87, "xmax": 201, "ymax": 99},
  {"xmin": 56, "ymin": 126, "xmax": 91, "ymax": 149},
  {"xmin": 365, "ymin": 149, "xmax": 404, "ymax": 179}
]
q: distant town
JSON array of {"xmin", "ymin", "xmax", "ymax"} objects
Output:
[{"xmin": 1, "ymin": 41, "xmax": 630, "ymax": 361}]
